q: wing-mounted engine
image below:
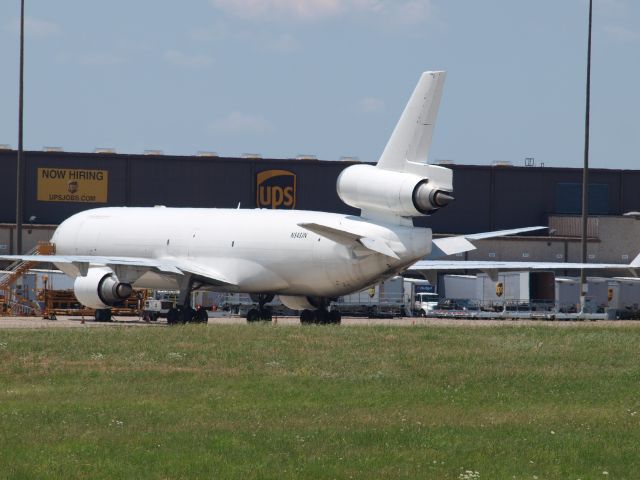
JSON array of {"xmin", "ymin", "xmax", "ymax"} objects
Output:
[
  {"xmin": 74, "ymin": 266, "xmax": 133, "ymax": 309},
  {"xmin": 336, "ymin": 164, "xmax": 453, "ymax": 218}
]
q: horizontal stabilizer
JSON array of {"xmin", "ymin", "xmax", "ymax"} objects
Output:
[
  {"xmin": 464, "ymin": 226, "xmax": 547, "ymax": 240},
  {"xmin": 427, "ymin": 226, "xmax": 547, "ymax": 259},
  {"xmin": 431, "ymin": 237, "xmax": 476, "ymax": 257}
]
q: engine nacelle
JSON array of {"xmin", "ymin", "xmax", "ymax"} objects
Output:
[
  {"xmin": 336, "ymin": 164, "xmax": 454, "ymax": 217},
  {"xmin": 74, "ymin": 267, "xmax": 133, "ymax": 309},
  {"xmin": 279, "ymin": 295, "xmax": 324, "ymax": 311}
]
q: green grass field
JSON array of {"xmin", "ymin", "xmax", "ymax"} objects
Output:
[{"xmin": 1, "ymin": 324, "xmax": 639, "ymax": 479}]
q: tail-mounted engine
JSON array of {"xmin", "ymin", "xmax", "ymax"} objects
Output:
[
  {"xmin": 74, "ymin": 267, "xmax": 133, "ymax": 309},
  {"xmin": 336, "ymin": 164, "xmax": 454, "ymax": 217}
]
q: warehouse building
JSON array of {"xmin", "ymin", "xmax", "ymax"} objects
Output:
[{"xmin": 1, "ymin": 147, "xmax": 640, "ymax": 263}]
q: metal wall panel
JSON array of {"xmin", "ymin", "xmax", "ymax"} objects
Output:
[
  {"xmin": 0, "ymin": 153, "xmax": 16, "ymax": 223},
  {"xmin": 416, "ymin": 165, "xmax": 493, "ymax": 233},
  {"xmin": 1, "ymin": 150, "xmax": 637, "ymax": 235},
  {"xmin": 548, "ymin": 216, "xmax": 599, "ymax": 237},
  {"xmin": 621, "ymin": 170, "xmax": 640, "ymax": 213},
  {"xmin": 492, "ymin": 168, "xmax": 558, "ymax": 229},
  {"xmin": 129, "ymin": 155, "xmax": 254, "ymax": 208},
  {"xmin": 555, "ymin": 183, "xmax": 610, "ymax": 215}
]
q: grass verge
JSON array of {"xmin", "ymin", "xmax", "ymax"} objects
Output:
[{"xmin": 1, "ymin": 324, "xmax": 639, "ymax": 479}]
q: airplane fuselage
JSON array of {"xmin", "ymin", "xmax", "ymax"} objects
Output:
[{"xmin": 51, "ymin": 207, "xmax": 432, "ymax": 298}]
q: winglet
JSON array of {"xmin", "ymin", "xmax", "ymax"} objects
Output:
[{"xmin": 630, "ymin": 252, "xmax": 640, "ymax": 268}]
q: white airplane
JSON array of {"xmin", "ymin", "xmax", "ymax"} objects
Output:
[{"xmin": 0, "ymin": 71, "xmax": 555, "ymax": 323}]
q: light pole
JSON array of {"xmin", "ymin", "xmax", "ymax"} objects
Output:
[
  {"xmin": 15, "ymin": 0, "xmax": 25, "ymax": 255},
  {"xmin": 579, "ymin": 0, "xmax": 593, "ymax": 316}
]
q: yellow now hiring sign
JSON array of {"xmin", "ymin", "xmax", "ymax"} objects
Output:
[{"xmin": 37, "ymin": 168, "xmax": 109, "ymax": 203}]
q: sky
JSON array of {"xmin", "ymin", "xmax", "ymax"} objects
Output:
[{"xmin": 0, "ymin": 0, "xmax": 638, "ymax": 168}]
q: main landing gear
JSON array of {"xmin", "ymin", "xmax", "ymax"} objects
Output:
[
  {"xmin": 246, "ymin": 294, "xmax": 275, "ymax": 322},
  {"xmin": 300, "ymin": 309, "xmax": 341, "ymax": 325},
  {"xmin": 166, "ymin": 276, "xmax": 209, "ymax": 325}
]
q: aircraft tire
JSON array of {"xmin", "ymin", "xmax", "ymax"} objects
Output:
[
  {"xmin": 328, "ymin": 310, "xmax": 342, "ymax": 324},
  {"xmin": 300, "ymin": 309, "xmax": 314, "ymax": 324},
  {"xmin": 194, "ymin": 308, "xmax": 208, "ymax": 324},
  {"xmin": 260, "ymin": 307, "xmax": 273, "ymax": 322},
  {"xmin": 419, "ymin": 310, "xmax": 427, "ymax": 318},
  {"xmin": 182, "ymin": 307, "xmax": 196, "ymax": 323},
  {"xmin": 247, "ymin": 308, "xmax": 261, "ymax": 322},
  {"xmin": 94, "ymin": 309, "xmax": 112, "ymax": 322},
  {"xmin": 167, "ymin": 308, "xmax": 180, "ymax": 325}
]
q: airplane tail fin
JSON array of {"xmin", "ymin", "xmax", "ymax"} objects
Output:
[
  {"xmin": 336, "ymin": 71, "xmax": 453, "ymax": 223},
  {"xmin": 377, "ymin": 71, "xmax": 446, "ymax": 172}
]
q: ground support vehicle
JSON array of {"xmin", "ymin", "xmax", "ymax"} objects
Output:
[{"xmin": 38, "ymin": 288, "xmax": 148, "ymax": 321}]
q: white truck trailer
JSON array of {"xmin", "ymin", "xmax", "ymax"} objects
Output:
[{"xmin": 335, "ymin": 276, "xmax": 435, "ymax": 317}]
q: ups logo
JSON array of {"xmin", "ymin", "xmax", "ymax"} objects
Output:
[
  {"xmin": 495, "ymin": 282, "xmax": 504, "ymax": 297},
  {"xmin": 256, "ymin": 170, "xmax": 296, "ymax": 209}
]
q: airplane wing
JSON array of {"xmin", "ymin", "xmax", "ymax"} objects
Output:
[
  {"xmin": 410, "ymin": 252, "xmax": 640, "ymax": 274},
  {"xmin": 0, "ymin": 254, "xmax": 181, "ymax": 273},
  {"xmin": 0, "ymin": 254, "xmax": 235, "ymax": 286},
  {"xmin": 298, "ymin": 222, "xmax": 400, "ymax": 259},
  {"xmin": 169, "ymin": 259, "xmax": 235, "ymax": 286},
  {"xmin": 429, "ymin": 226, "xmax": 547, "ymax": 258}
]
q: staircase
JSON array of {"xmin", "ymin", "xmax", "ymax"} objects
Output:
[{"xmin": 0, "ymin": 242, "xmax": 55, "ymax": 290}]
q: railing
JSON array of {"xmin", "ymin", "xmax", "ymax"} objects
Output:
[
  {"xmin": 0, "ymin": 242, "xmax": 55, "ymax": 290},
  {"xmin": 6, "ymin": 300, "xmax": 41, "ymax": 317},
  {"xmin": 427, "ymin": 298, "xmax": 631, "ymax": 320}
]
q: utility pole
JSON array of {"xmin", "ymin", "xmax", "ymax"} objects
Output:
[
  {"xmin": 579, "ymin": 0, "xmax": 593, "ymax": 316},
  {"xmin": 15, "ymin": 0, "xmax": 25, "ymax": 255}
]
